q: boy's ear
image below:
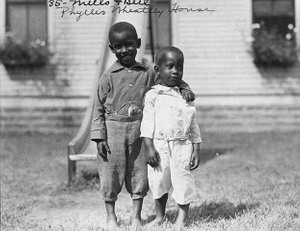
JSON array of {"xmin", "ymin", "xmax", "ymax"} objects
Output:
[
  {"xmin": 154, "ymin": 64, "xmax": 160, "ymax": 72},
  {"xmin": 137, "ymin": 38, "xmax": 141, "ymax": 49},
  {"xmin": 109, "ymin": 44, "xmax": 115, "ymax": 53}
]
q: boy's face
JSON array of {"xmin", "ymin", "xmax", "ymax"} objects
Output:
[
  {"xmin": 156, "ymin": 51, "xmax": 183, "ymax": 87},
  {"xmin": 109, "ymin": 30, "xmax": 141, "ymax": 68}
]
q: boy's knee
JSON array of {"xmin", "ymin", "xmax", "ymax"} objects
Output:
[{"xmin": 126, "ymin": 181, "xmax": 149, "ymax": 199}]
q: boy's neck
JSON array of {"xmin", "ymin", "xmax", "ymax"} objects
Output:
[
  {"xmin": 159, "ymin": 83, "xmax": 178, "ymax": 89},
  {"xmin": 119, "ymin": 60, "xmax": 137, "ymax": 69}
]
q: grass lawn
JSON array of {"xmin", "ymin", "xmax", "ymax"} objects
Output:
[{"xmin": 1, "ymin": 130, "xmax": 300, "ymax": 230}]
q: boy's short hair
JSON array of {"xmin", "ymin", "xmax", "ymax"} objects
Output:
[
  {"xmin": 109, "ymin": 22, "xmax": 138, "ymax": 43},
  {"xmin": 155, "ymin": 46, "xmax": 184, "ymax": 66}
]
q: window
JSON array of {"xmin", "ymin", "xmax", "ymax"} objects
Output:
[
  {"xmin": 252, "ymin": 0, "xmax": 295, "ymax": 35},
  {"xmin": 6, "ymin": 0, "xmax": 47, "ymax": 43}
]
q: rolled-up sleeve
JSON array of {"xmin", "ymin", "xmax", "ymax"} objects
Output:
[
  {"xmin": 140, "ymin": 91, "xmax": 156, "ymax": 139},
  {"xmin": 91, "ymin": 73, "xmax": 110, "ymax": 141}
]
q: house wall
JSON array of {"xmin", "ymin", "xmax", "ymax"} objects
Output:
[
  {"xmin": 170, "ymin": 0, "xmax": 300, "ymax": 96},
  {"xmin": 47, "ymin": 4, "xmax": 113, "ymax": 98},
  {"xmin": 0, "ymin": 3, "xmax": 113, "ymax": 133},
  {"xmin": 170, "ymin": 0, "xmax": 263, "ymax": 96},
  {"xmin": 0, "ymin": 3, "xmax": 112, "ymax": 98},
  {"xmin": 0, "ymin": 2, "xmax": 148, "ymax": 98},
  {"xmin": 1, "ymin": 0, "xmax": 299, "ymax": 97},
  {"xmin": 1, "ymin": 1, "xmax": 300, "ymax": 133}
]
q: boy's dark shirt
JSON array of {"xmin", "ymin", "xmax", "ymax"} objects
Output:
[{"xmin": 91, "ymin": 61, "xmax": 189, "ymax": 141}]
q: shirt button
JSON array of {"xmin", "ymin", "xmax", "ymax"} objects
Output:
[{"xmin": 129, "ymin": 84, "xmax": 133, "ymax": 87}]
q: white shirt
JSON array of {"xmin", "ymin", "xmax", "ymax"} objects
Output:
[{"xmin": 140, "ymin": 85, "xmax": 202, "ymax": 143}]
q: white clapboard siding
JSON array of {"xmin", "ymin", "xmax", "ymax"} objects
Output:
[
  {"xmin": 0, "ymin": 4, "xmax": 111, "ymax": 98},
  {"xmin": 1, "ymin": 1, "xmax": 300, "ymax": 133},
  {"xmin": 52, "ymin": 4, "xmax": 112, "ymax": 97},
  {"xmin": 171, "ymin": 0, "xmax": 269, "ymax": 95}
]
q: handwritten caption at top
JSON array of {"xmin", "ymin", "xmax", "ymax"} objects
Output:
[{"xmin": 49, "ymin": 0, "xmax": 215, "ymax": 22}]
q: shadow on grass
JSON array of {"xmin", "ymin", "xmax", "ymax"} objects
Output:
[
  {"xmin": 54, "ymin": 169, "xmax": 100, "ymax": 194},
  {"xmin": 71, "ymin": 169, "xmax": 100, "ymax": 189},
  {"xmin": 186, "ymin": 201, "xmax": 259, "ymax": 224},
  {"xmin": 145, "ymin": 201, "xmax": 259, "ymax": 226}
]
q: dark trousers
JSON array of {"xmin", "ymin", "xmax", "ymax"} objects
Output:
[{"xmin": 97, "ymin": 120, "xmax": 149, "ymax": 202}]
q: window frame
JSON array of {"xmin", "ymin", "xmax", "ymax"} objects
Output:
[
  {"xmin": 252, "ymin": 0, "xmax": 295, "ymax": 35},
  {"xmin": 5, "ymin": 0, "xmax": 48, "ymax": 43}
]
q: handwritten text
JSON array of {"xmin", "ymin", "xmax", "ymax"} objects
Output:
[
  {"xmin": 51, "ymin": 1, "xmax": 216, "ymax": 21},
  {"xmin": 169, "ymin": 3, "xmax": 215, "ymax": 13},
  {"xmin": 57, "ymin": 6, "xmax": 106, "ymax": 21},
  {"xmin": 111, "ymin": 4, "xmax": 164, "ymax": 17},
  {"xmin": 70, "ymin": 0, "xmax": 109, "ymax": 7},
  {"xmin": 114, "ymin": 0, "xmax": 150, "ymax": 6}
]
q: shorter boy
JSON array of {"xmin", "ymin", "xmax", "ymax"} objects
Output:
[{"xmin": 141, "ymin": 47, "xmax": 202, "ymax": 231}]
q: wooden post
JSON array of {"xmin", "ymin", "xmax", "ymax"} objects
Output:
[
  {"xmin": 68, "ymin": 158, "xmax": 76, "ymax": 184},
  {"xmin": 68, "ymin": 145, "xmax": 76, "ymax": 184}
]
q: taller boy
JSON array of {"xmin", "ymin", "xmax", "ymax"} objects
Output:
[{"xmin": 91, "ymin": 22, "xmax": 194, "ymax": 230}]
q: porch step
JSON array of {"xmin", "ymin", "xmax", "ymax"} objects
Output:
[
  {"xmin": 0, "ymin": 97, "xmax": 88, "ymax": 133},
  {"xmin": 1, "ymin": 95, "xmax": 299, "ymax": 134}
]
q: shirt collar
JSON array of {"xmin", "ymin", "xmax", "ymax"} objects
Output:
[
  {"xmin": 109, "ymin": 60, "xmax": 148, "ymax": 73},
  {"xmin": 153, "ymin": 84, "xmax": 180, "ymax": 92}
]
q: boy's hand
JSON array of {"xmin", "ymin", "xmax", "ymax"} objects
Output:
[
  {"xmin": 190, "ymin": 143, "xmax": 201, "ymax": 170},
  {"xmin": 96, "ymin": 140, "xmax": 111, "ymax": 162},
  {"xmin": 128, "ymin": 104, "xmax": 142, "ymax": 116},
  {"xmin": 181, "ymin": 89, "xmax": 195, "ymax": 102},
  {"xmin": 143, "ymin": 137, "xmax": 160, "ymax": 168},
  {"xmin": 147, "ymin": 146, "xmax": 160, "ymax": 168}
]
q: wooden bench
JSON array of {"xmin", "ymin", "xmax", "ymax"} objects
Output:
[{"xmin": 67, "ymin": 95, "xmax": 98, "ymax": 184}]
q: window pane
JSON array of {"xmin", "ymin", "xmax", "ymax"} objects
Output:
[
  {"xmin": 274, "ymin": 0, "xmax": 294, "ymax": 16},
  {"xmin": 7, "ymin": 4, "xmax": 27, "ymax": 41},
  {"xmin": 252, "ymin": 0, "xmax": 295, "ymax": 35},
  {"xmin": 6, "ymin": 1, "xmax": 47, "ymax": 43},
  {"xmin": 28, "ymin": 4, "xmax": 47, "ymax": 42},
  {"xmin": 253, "ymin": 1, "xmax": 272, "ymax": 17},
  {"xmin": 253, "ymin": 0, "xmax": 294, "ymax": 17}
]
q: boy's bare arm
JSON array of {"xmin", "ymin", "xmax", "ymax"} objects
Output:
[
  {"xmin": 181, "ymin": 89, "xmax": 195, "ymax": 102},
  {"xmin": 190, "ymin": 143, "xmax": 201, "ymax": 170},
  {"xmin": 143, "ymin": 137, "xmax": 160, "ymax": 168},
  {"xmin": 178, "ymin": 80, "xmax": 195, "ymax": 102}
]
